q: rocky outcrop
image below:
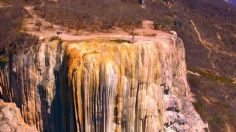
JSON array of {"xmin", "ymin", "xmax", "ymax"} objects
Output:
[
  {"xmin": 0, "ymin": 35, "xmax": 208, "ymax": 131},
  {"xmin": 0, "ymin": 39, "xmax": 65, "ymax": 131},
  {"xmin": 0, "ymin": 100, "xmax": 38, "ymax": 132}
]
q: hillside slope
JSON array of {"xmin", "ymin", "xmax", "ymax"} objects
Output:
[{"xmin": 171, "ymin": 1, "xmax": 236, "ymax": 131}]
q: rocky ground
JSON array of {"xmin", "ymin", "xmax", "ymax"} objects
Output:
[{"xmin": 0, "ymin": 100, "xmax": 38, "ymax": 132}]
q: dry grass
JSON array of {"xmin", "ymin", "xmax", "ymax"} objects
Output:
[
  {"xmin": 33, "ymin": 0, "xmax": 179, "ymax": 31},
  {"xmin": 35, "ymin": 0, "xmax": 146, "ymax": 31},
  {"xmin": 8, "ymin": 32, "xmax": 39, "ymax": 54},
  {"xmin": 0, "ymin": 6, "xmax": 24, "ymax": 50}
]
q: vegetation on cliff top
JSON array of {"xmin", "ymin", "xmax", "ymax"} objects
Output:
[
  {"xmin": 0, "ymin": 6, "xmax": 24, "ymax": 50},
  {"xmin": 33, "ymin": 0, "xmax": 177, "ymax": 31},
  {"xmin": 189, "ymin": 68, "xmax": 235, "ymax": 86}
]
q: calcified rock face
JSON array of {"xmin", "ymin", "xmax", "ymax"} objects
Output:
[
  {"xmin": 63, "ymin": 39, "xmax": 163, "ymax": 132},
  {"xmin": 0, "ymin": 40, "xmax": 65, "ymax": 131},
  {"xmin": 0, "ymin": 35, "xmax": 208, "ymax": 132},
  {"xmin": 0, "ymin": 100, "xmax": 38, "ymax": 132}
]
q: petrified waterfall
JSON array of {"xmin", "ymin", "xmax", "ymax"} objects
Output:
[
  {"xmin": 0, "ymin": 35, "xmax": 207, "ymax": 132},
  {"xmin": 63, "ymin": 40, "xmax": 163, "ymax": 132}
]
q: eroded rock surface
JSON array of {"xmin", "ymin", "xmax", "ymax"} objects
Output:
[
  {"xmin": 0, "ymin": 100, "xmax": 38, "ymax": 132},
  {"xmin": 0, "ymin": 35, "xmax": 208, "ymax": 131}
]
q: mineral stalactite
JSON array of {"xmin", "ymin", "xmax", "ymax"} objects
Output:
[{"xmin": 0, "ymin": 35, "xmax": 208, "ymax": 132}]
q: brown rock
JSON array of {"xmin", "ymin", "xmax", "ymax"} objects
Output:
[{"xmin": 0, "ymin": 100, "xmax": 38, "ymax": 132}]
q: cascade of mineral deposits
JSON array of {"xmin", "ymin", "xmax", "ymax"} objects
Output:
[{"xmin": 0, "ymin": 36, "xmax": 208, "ymax": 131}]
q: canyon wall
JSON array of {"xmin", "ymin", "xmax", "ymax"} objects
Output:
[{"xmin": 0, "ymin": 35, "xmax": 208, "ymax": 132}]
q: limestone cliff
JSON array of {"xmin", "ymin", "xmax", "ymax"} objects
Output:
[{"xmin": 0, "ymin": 35, "xmax": 208, "ymax": 132}]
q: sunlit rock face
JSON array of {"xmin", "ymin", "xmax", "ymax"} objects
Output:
[
  {"xmin": 63, "ymin": 40, "xmax": 163, "ymax": 132},
  {"xmin": 0, "ymin": 36, "xmax": 208, "ymax": 132},
  {"xmin": 0, "ymin": 40, "xmax": 65, "ymax": 131},
  {"xmin": 0, "ymin": 100, "xmax": 38, "ymax": 132},
  {"xmin": 61, "ymin": 38, "xmax": 207, "ymax": 132}
]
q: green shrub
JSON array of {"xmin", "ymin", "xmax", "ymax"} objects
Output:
[
  {"xmin": 154, "ymin": 22, "xmax": 162, "ymax": 30},
  {"xmin": 189, "ymin": 68, "xmax": 234, "ymax": 85},
  {"xmin": 49, "ymin": 36, "xmax": 62, "ymax": 42},
  {"xmin": 0, "ymin": 55, "xmax": 8, "ymax": 65},
  {"xmin": 111, "ymin": 39, "xmax": 131, "ymax": 43},
  {"xmin": 208, "ymin": 113, "xmax": 222, "ymax": 125}
]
